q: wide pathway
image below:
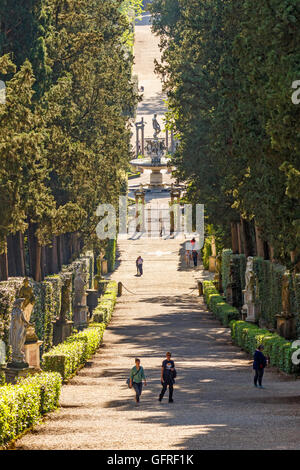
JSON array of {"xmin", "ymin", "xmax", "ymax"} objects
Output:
[{"xmin": 15, "ymin": 207, "xmax": 300, "ymax": 449}]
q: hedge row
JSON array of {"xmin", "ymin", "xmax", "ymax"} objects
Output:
[
  {"xmin": 42, "ymin": 324, "xmax": 106, "ymax": 382},
  {"xmin": 230, "ymin": 320, "xmax": 300, "ymax": 375},
  {"xmin": 0, "ymin": 372, "xmax": 61, "ymax": 447},
  {"xmin": 203, "ymin": 281, "xmax": 239, "ymax": 326},
  {"xmin": 93, "ymin": 281, "xmax": 118, "ymax": 324},
  {"xmin": 41, "ymin": 281, "xmax": 117, "ymax": 381}
]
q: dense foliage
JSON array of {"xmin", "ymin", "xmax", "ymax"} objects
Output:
[
  {"xmin": 151, "ymin": 0, "xmax": 300, "ymax": 267},
  {"xmin": 0, "ymin": 372, "xmax": 61, "ymax": 446},
  {"xmin": 0, "ymin": 0, "xmax": 140, "ymax": 280}
]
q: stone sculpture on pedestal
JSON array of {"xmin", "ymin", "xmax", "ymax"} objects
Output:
[
  {"xmin": 8, "ymin": 298, "xmax": 30, "ymax": 368},
  {"xmin": 18, "ymin": 278, "xmax": 37, "ymax": 342},
  {"xmin": 242, "ymin": 257, "xmax": 260, "ymax": 323},
  {"xmin": 73, "ymin": 266, "xmax": 88, "ymax": 330}
]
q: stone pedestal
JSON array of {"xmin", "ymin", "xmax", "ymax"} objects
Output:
[
  {"xmin": 24, "ymin": 341, "xmax": 43, "ymax": 369},
  {"xmin": 244, "ymin": 302, "xmax": 260, "ymax": 323},
  {"xmin": 52, "ymin": 320, "xmax": 74, "ymax": 346},
  {"xmin": 86, "ymin": 289, "xmax": 100, "ymax": 318},
  {"xmin": 73, "ymin": 305, "xmax": 88, "ymax": 331},
  {"xmin": 276, "ymin": 314, "xmax": 296, "ymax": 340},
  {"xmin": 197, "ymin": 280, "xmax": 204, "ymax": 296},
  {"xmin": 101, "ymin": 260, "xmax": 108, "ymax": 275},
  {"xmin": 209, "ymin": 256, "xmax": 216, "ymax": 272},
  {"xmin": 150, "ymin": 169, "xmax": 163, "ymax": 186},
  {"xmin": 226, "ymin": 283, "xmax": 239, "ymax": 308},
  {"xmin": 2, "ymin": 365, "xmax": 35, "ymax": 384}
]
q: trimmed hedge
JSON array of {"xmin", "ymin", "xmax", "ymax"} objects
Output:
[
  {"xmin": 203, "ymin": 281, "xmax": 239, "ymax": 326},
  {"xmin": 93, "ymin": 281, "xmax": 118, "ymax": 324},
  {"xmin": 221, "ymin": 249, "xmax": 232, "ymax": 293},
  {"xmin": 230, "ymin": 320, "xmax": 300, "ymax": 375},
  {"xmin": 0, "ymin": 372, "xmax": 61, "ymax": 447},
  {"xmin": 106, "ymin": 239, "xmax": 117, "ymax": 273},
  {"xmin": 42, "ymin": 324, "xmax": 106, "ymax": 382},
  {"xmin": 39, "ymin": 280, "xmax": 117, "ymax": 381}
]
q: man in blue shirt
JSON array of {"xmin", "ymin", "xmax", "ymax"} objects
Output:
[
  {"xmin": 253, "ymin": 345, "xmax": 267, "ymax": 389},
  {"xmin": 159, "ymin": 352, "xmax": 176, "ymax": 403}
]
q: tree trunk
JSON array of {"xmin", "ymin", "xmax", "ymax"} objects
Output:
[
  {"xmin": 28, "ymin": 222, "xmax": 43, "ymax": 281},
  {"xmin": 255, "ymin": 224, "xmax": 265, "ymax": 258},
  {"xmin": 7, "ymin": 232, "xmax": 26, "ymax": 277},
  {"xmin": 7, "ymin": 234, "xmax": 17, "ymax": 277},
  {"xmin": 240, "ymin": 217, "xmax": 254, "ymax": 258},
  {"xmin": 237, "ymin": 222, "xmax": 243, "ymax": 254},
  {"xmin": 269, "ymin": 244, "xmax": 275, "ymax": 263},
  {"xmin": 57, "ymin": 235, "xmax": 63, "ymax": 271},
  {"xmin": 231, "ymin": 222, "xmax": 239, "ymax": 254},
  {"xmin": 0, "ymin": 251, "xmax": 8, "ymax": 281}
]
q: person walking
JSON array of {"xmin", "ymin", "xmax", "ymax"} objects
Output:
[
  {"xmin": 192, "ymin": 250, "xmax": 198, "ymax": 267},
  {"xmin": 129, "ymin": 358, "xmax": 147, "ymax": 403},
  {"xmin": 159, "ymin": 352, "xmax": 176, "ymax": 403},
  {"xmin": 253, "ymin": 345, "xmax": 267, "ymax": 389},
  {"xmin": 136, "ymin": 256, "xmax": 143, "ymax": 276}
]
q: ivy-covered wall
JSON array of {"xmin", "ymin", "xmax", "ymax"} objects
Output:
[
  {"xmin": 0, "ymin": 253, "xmax": 95, "ymax": 360},
  {"xmin": 222, "ymin": 251, "xmax": 300, "ymax": 333}
]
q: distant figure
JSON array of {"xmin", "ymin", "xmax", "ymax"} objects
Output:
[
  {"xmin": 185, "ymin": 250, "xmax": 190, "ymax": 266},
  {"xmin": 140, "ymin": 86, "xmax": 144, "ymax": 92},
  {"xmin": 192, "ymin": 250, "xmax": 198, "ymax": 267},
  {"xmin": 253, "ymin": 345, "xmax": 267, "ymax": 389},
  {"xmin": 136, "ymin": 256, "xmax": 144, "ymax": 276},
  {"xmin": 159, "ymin": 352, "xmax": 176, "ymax": 403},
  {"xmin": 129, "ymin": 358, "xmax": 147, "ymax": 404}
]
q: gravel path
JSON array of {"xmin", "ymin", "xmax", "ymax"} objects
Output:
[{"xmin": 14, "ymin": 219, "xmax": 300, "ymax": 450}]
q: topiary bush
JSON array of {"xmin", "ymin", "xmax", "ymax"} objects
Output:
[
  {"xmin": 203, "ymin": 281, "xmax": 240, "ymax": 326},
  {"xmin": 230, "ymin": 320, "xmax": 300, "ymax": 375},
  {"xmin": 42, "ymin": 324, "xmax": 106, "ymax": 382},
  {"xmin": 0, "ymin": 372, "xmax": 61, "ymax": 447}
]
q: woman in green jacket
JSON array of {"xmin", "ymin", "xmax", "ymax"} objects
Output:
[{"xmin": 129, "ymin": 358, "xmax": 147, "ymax": 403}]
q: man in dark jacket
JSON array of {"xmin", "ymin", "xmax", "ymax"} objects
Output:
[
  {"xmin": 159, "ymin": 352, "xmax": 176, "ymax": 403},
  {"xmin": 253, "ymin": 345, "xmax": 267, "ymax": 388}
]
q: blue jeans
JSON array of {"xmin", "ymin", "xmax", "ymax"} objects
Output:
[{"xmin": 133, "ymin": 382, "xmax": 143, "ymax": 400}]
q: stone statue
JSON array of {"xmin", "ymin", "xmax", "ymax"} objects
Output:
[
  {"xmin": 73, "ymin": 267, "xmax": 87, "ymax": 307},
  {"xmin": 244, "ymin": 257, "xmax": 255, "ymax": 303},
  {"xmin": 281, "ymin": 273, "xmax": 291, "ymax": 317},
  {"xmin": 60, "ymin": 276, "xmax": 72, "ymax": 322},
  {"xmin": 152, "ymin": 114, "xmax": 161, "ymax": 138},
  {"xmin": 9, "ymin": 298, "xmax": 30, "ymax": 367},
  {"xmin": 17, "ymin": 277, "xmax": 35, "ymax": 323}
]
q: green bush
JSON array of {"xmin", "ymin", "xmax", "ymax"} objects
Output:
[
  {"xmin": 230, "ymin": 320, "xmax": 300, "ymax": 375},
  {"xmin": 202, "ymin": 237, "xmax": 212, "ymax": 270},
  {"xmin": 93, "ymin": 281, "xmax": 117, "ymax": 324},
  {"xmin": 106, "ymin": 239, "xmax": 116, "ymax": 273},
  {"xmin": 221, "ymin": 249, "xmax": 232, "ymax": 293},
  {"xmin": 42, "ymin": 324, "xmax": 106, "ymax": 381},
  {"xmin": 0, "ymin": 372, "xmax": 61, "ymax": 447},
  {"xmin": 203, "ymin": 281, "xmax": 239, "ymax": 326}
]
